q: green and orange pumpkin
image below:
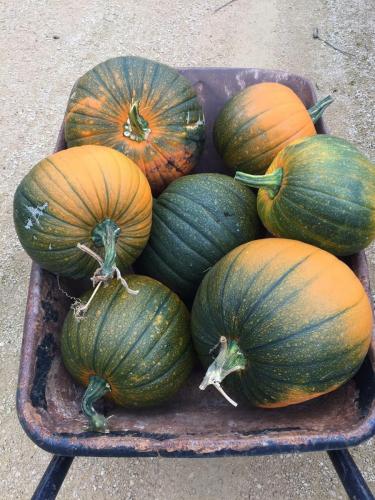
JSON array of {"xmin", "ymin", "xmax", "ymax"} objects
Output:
[
  {"xmin": 13, "ymin": 145, "xmax": 152, "ymax": 280},
  {"xmin": 61, "ymin": 275, "xmax": 193, "ymax": 432},
  {"xmin": 192, "ymin": 238, "xmax": 372, "ymax": 408},
  {"xmin": 135, "ymin": 173, "xmax": 260, "ymax": 304},
  {"xmin": 64, "ymin": 56, "xmax": 205, "ymax": 194},
  {"xmin": 214, "ymin": 82, "xmax": 332, "ymax": 175},
  {"xmin": 235, "ymin": 135, "xmax": 375, "ymax": 256}
]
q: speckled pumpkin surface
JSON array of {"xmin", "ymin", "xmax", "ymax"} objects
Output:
[
  {"xmin": 135, "ymin": 173, "xmax": 260, "ymax": 304},
  {"xmin": 61, "ymin": 276, "xmax": 193, "ymax": 407},
  {"xmin": 13, "ymin": 145, "xmax": 152, "ymax": 279},
  {"xmin": 214, "ymin": 82, "xmax": 332, "ymax": 175},
  {"xmin": 236, "ymin": 135, "xmax": 375, "ymax": 256},
  {"xmin": 192, "ymin": 238, "xmax": 373, "ymax": 408},
  {"xmin": 64, "ymin": 56, "xmax": 205, "ymax": 194}
]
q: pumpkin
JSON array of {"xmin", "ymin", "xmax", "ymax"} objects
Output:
[
  {"xmin": 64, "ymin": 56, "xmax": 205, "ymax": 195},
  {"xmin": 192, "ymin": 238, "xmax": 372, "ymax": 408},
  {"xmin": 135, "ymin": 173, "xmax": 260, "ymax": 304},
  {"xmin": 235, "ymin": 135, "xmax": 375, "ymax": 256},
  {"xmin": 61, "ymin": 275, "xmax": 193, "ymax": 432},
  {"xmin": 213, "ymin": 82, "xmax": 333, "ymax": 175},
  {"xmin": 14, "ymin": 145, "xmax": 152, "ymax": 280}
]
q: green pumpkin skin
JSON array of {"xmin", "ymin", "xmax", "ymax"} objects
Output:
[
  {"xmin": 236, "ymin": 135, "xmax": 375, "ymax": 256},
  {"xmin": 192, "ymin": 238, "xmax": 373, "ymax": 408},
  {"xmin": 135, "ymin": 173, "xmax": 260, "ymax": 304},
  {"xmin": 61, "ymin": 275, "xmax": 193, "ymax": 408}
]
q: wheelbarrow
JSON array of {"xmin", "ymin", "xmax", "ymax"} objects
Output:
[{"xmin": 17, "ymin": 68, "xmax": 375, "ymax": 500}]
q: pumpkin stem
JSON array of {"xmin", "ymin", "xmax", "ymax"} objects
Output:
[
  {"xmin": 82, "ymin": 375, "xmax": 111, "ymax": 433},
  {"xmin": 308, "ymin": 95, "xmax": 333, "ymax": 123},
  {"xmin": 92, "ymin": 218, "xmax": 120, "ymax": 280},
  {"xmin": 235, "ymin": 168, "xmax": 283, "ymax": 199},
  {"xmin": 199, "ymin": 336, "xmax": 246, "ymax": 407},
  {"xmin": 124, "ymin": 99, "xmax": 151, "ymax": 142}
]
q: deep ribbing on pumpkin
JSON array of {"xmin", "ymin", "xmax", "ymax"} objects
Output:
[{"xmin": 192, "ymin": 238, "xmax": 372, "ymax": 408}]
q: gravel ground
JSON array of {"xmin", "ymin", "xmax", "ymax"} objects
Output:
[{"xmin": 0, "ymin": 0, "xmax": 374, "ymax": 498}]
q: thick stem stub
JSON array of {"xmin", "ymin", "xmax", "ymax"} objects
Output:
[
  {"xmin": 308, "ymin": 95, "xmax": 333, "ymax": 123},
  {"xmin": 124, "ymin": 99, "xmax": 151, "ymax": 142},
  {"xmin": 235, "ymin": 168, "xmax": 283, "ymax": 199},
  {"xmin": 82, "ymin": 375, "xmax": 111, "ymax": 433},
  {"xmin": 91, "ymin": 218, "xmax": 121, "ymax": 283},
  {"xmin": 199, "ymin": 336, "xmax": 247, "ymax": 407}
]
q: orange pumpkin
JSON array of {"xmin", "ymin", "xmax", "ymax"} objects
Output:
[
  {"xmin": 13, "ymin": 145, "xmax": 152, "ymax": 280},
  {"xmin": 64, "ymin": 56, "xmax": 205, "ymax": 194},
  {"xmin": 213, "ymin": 82, "xmax": 333, "ymax": 175}
]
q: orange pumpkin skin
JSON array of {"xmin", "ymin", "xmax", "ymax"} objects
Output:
[
  {"xmin": 213, "ymin": 82, "xmax": 332, "ymax": 175},
  {"xmin": 64, "ymin": 56, "xmax": 205, "ymax": 194},
  {"xmin": 13, "ymin": 145, "xmax": 152, "ymax": 279}
]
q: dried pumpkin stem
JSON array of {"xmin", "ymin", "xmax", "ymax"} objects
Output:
[
  {"xmin": 199, "ymin": 336, "xmax": 246, "ymax": 407},
  {"xmin": 235, "ymin": 168, "xmax": 283, "ymax": 199},
  {"xmin": 82, "ymin": 375, "xmax": 111, "ymax": 433},
  {"xmin": 308, "ymin": 95, "xmax": 333, "ymax": 123},
  {"xmin": 124, "ymin": 99, "xmax": 151, "ymax": 142},
  {"xmin": 91, "ymin": 218, "xmax": 120, "ymax": 280}
]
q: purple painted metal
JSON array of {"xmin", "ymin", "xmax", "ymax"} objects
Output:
[{"xmin": 17, "ymin": 68, "xmax": 375, "ymax": 458}]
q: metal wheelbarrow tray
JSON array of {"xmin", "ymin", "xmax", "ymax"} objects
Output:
[{"xmin": 16, "ymin": 68, "xmax": 375, "ymax": 499}]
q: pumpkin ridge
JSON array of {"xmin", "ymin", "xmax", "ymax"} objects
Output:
[
  {"xmin": 45, "ymin": 158, "xmax": 100, "ymax": 223},
  {"xmin": 145, "ymin": 238, "xmax": 197, "ymax": 286},
  {"xmin": 152, "ymin": 209, "xmax": 212, "ymax": 267},
  {"xmin": 92, "ymin": 284, "xmax": 124, "ymax": 373},
  {"xmin": 287, "ymin": 184, "xmax": 375, "ymax": 213},
  {"xmin": 218, "ymin": 100, "xmax": 298, "ymax": 157},
  {"xmin": 240, "ymin": 251, "xmax": 318, "ymax": 329},
  {"xmin": 72, "ymin": 84, "xmax": 120, "ymax": 122},
  {"xmin": 100, "ymin": 287, "xmax": 166, "ymax": 374},
  {"xmin": 65, "ymin": 107, "xmax": 120, "ymax": 127},
  {"xmin": 165, "ymin": 190, "xmax": 247, "ymax": 244},
  {"xmin": 127, "ymin": 341, "xmax": 192, "ymax": 390},
  {"xmin": 150, "ymin": 75, "xmax": 194, "ymax": 116},
  {"xmin": 150, "ymin": 142, "xmax": 186, "ymax": 174},
  {"xmin": 251, "ymin": 338, "xmax": 368, "ymax": 370},
  {"xmin": 27, "ymin": 172, "xmax": 94, "ymax": 228},
  {"xmin": 114, "ymin": 169, "xmax": 142, "ymax": 223},
  {"xmin": 156, "ymin": 197, "xmax": 228, "ymax": 255},
  {"xmin": 236, "ymin": 121, "xmax": 312, "ymax": 169},
  {"xmin": 16, "ymin": 191, "xmax": 89, "ymax": 235},
  {"xmin": 138, "ymin": 307, "xmax": 186, "ymax": 369},
  {"xmin": 144, "ymin": 62, "xmax": 162, "ymax": 108},
  {"xmin": 84, "ymin": 146, "xmax": 113, "ymax": 216},
  {"xmin": 239, "ymin": 107, "xmax": 306, "ymax": 147},
  {"xmin": 91, "ymin": 65, "xmax": 125, "ymax": 112},
  {"xmin": 282, "ymin": 196, "xmax": 370, "ymax": 235},
  {"xmin": 245, "ymin": 275, "xmax": 319, "ymax": 337},
  {"xmin": 250, "ymin": 298, "xmax": 363, "ymax": 352},
  {"xmin": 107, "ymin": 291, "xmax": 174, "ymax": 378}
]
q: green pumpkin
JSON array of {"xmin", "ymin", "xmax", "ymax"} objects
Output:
[
  {"xmin": 192, "ymin": 238, "xmax": 372, "ymax": 408},
  {"xmin": 61, "ymin": 275, "xmax": 193, "ymax": 432},
  {"xmin": 64, "ymin": 56, "xmax": 205, "ymax": 194},
  {"xmin": 135, "ymin": 173, "xmax": 260, "ymax": 304},
  {"xmin": 235, "ymin": 135, "xmax": 375, "ymax": 255}
]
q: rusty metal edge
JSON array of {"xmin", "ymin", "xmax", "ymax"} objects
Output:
[{"xmin": 16, "ymin": 68, "xmax": 375, "ymax": 457}]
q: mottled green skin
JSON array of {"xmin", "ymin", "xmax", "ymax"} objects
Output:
[
  {"xmin": 64, "ymin": 56, "xmax": 205, "ymax": 194},
  {"xmin": 135, "ymin": 174, "xmax": 260, "ymax": 304},
  {"xmin": 257, "ymin": 135, "xmax": 375, "ymax": 256},
  {"xmin": 61, "ymin": 276, "xmax": 193, "ymax": 407},
  {"xmin": 191, "ymin": 239, "xmax": 371, "ymax": 407}
]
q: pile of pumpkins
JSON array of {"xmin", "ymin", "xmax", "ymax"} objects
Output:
[{"xmin": 14, "ymin": 56, "xmax": 375, "ymax": 433}]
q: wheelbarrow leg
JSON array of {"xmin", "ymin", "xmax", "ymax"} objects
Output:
[
  {"xmin": 328, "ymin": 449, "xmax": 374, "ymax": 500},
  {"xmin": 31, "ymin": 455, "xmax": 74, "ymax": 500}
]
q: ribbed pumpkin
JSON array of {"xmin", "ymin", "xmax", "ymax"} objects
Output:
[
  {"xmin": 14, "ymin": 145, "xmax": 152, "ymax": 279},
  {"xmin": 192, "ymin": 238, "xmax": 372, "ymax": 408},
  {"xmin": 235, "ymin": 135, "xmax": 375, "ymax": 256},
  {"xmin": 135, "ymin": 173, "xmax": 260, "ymax": 304},
  {"xmin": 64, "ymin": 56, "xmax": 205, "ymax": 194},
  {"xmin": 61, "ymin": 275, "xmax": 193, "ymax": 432},
  {"xmin": 214, "ymin": 82, "xmax": 333, "ymax": 175}
]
